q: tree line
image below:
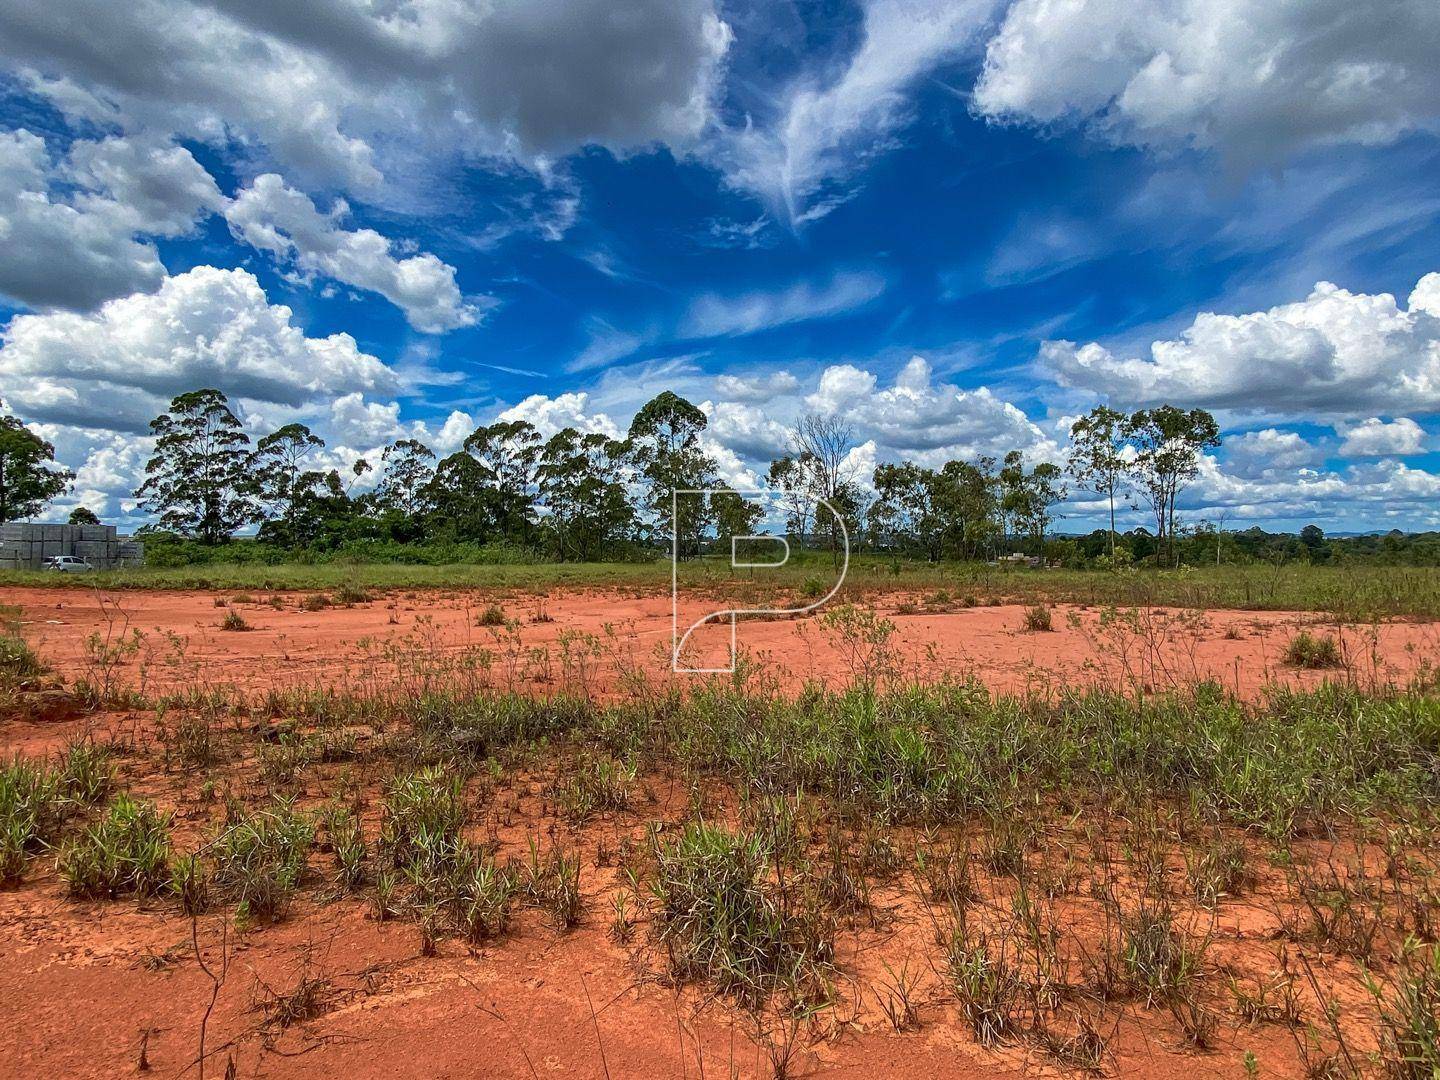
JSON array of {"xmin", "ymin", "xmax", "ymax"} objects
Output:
[
  {"xmin": 117, "ymin": 388, "xmax": 1226, "ymax": 567},
  {"xmin": 11, "ymin": 389, "xmax": 1391, "ymax": 570}
]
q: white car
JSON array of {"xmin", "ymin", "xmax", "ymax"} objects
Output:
[{"xmin": 42, "ymin": 555, "xmax": 94, "ymax": 573}]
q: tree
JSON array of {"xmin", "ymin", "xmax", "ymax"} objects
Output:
[
  {"xmin": 937, "ymin": 458, "xmax": 999, "ymax": 560},
  {"xmin": 461, "ymin": 420, "xmax": 543, "ymax": 544},
  {"xmin": 373, "ymin": 439, "xmax": 435, "ymax": 518},
  {"xmin": 628, "ymin": 392, "xmax": 717, "ymax": 558},
  {"xmin": 790, "ymin": 413, "xmax": 862, "ymax": 563},
  {"xmin": 346, "ymin": 457, "xmax": 372, "ymax": 494},
  {"xmin": 280, "ymin": 469, "xmax": 360, "ymax": 549},
  {"xmin": 1128, "ymin": 406, "xmax": 1221, "ymax": 566},
  {"xmin": 249, "ymin": 423, "xmax": 325, "ymax": 545},
  {"xmin": 135, "ymin": 389, "xmax": 256, "ymax": 544},
  {"xmin": 67, "ymin": 506, "xmax": 100, "ymax": 526},
  {"xmin": 1021, "ymin": 462, "xmax": 1066, "ymax": 553},
  {"xmin": 0, "ymin": 405, "xmax": 72, "ymax": 523},
  {"xmin": 535, "ymin": 428, "xmax": 638, "ymax": 560},
  {"xmin": 869, "ymin": 462, "xmax": 944, "ymax": 560},
  {"xmin": 998, "ymin": 452, "xmax": 1066, "ymax": 555},
  {"xmin": 425, "ymin": 451, "xmax": 492, "ymax": 541},
  {"xmin": 710, "ymin": 489, "xmax": 765, "ymax": 553},
  {"xmin": 766, "ymin": 455, "xmax": 820, "ymax": 539},
  {"xmin": 997, "ymin": 451, "xmax": 1028, "ymax": 553},
  {"xmin": 1068, "ymin": 406, "xmax": 1130, "ymax": 562}
]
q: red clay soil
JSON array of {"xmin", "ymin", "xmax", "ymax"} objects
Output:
[
  {"xmin": 5, "ymin": 585, "xmax": 1437, "ymax": 701},
  {"xmin": 0, "ymin": 702, "xmax": 1329, "ymax": 1080},
  {"xmin": 0, "ymin": 586, "xmax": 1427, "ymax": 1078}
]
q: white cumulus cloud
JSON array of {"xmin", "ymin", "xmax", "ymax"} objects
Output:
[
  {"xmin": 0, "ymin": 129, "xmax": 221, "ymax": 310},
  {"xmin": 225, "ymin": 174, "xmax": 481, "ymax": 333},
  {"xmin": 1042, "ymin": 272, "xmax": 1440, "ymax": 416},
  {"xmin": 973, "ymin": 0, "xmax": 1440, "ymax": 163},
  {"xmin": 496, "ymin": 392, "xmax": 621, "ymax": 440},
  {"xmin": 1337, "ymin": 417, "xmax": 1426, "ymax": 458},
  {"xmin": 1223, "ymin": 428, "xmax": 1322, "ymax": 479},
  {"xmin": 0, "ymin": 265, "xmax": 397, "ymax": 431}
]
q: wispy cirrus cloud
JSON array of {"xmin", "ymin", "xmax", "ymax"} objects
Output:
[
  {"xmin": 705, "ymin": 0, "xmax": 999, "ymax": 222},
  {"xmin": 681, "ymin": 270, "xmax": 885, "ymax": 339}
]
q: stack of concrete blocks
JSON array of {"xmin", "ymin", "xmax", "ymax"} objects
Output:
[{"xmin": 0, "ymin": 523, "xmax": 145, "ymax": 570}]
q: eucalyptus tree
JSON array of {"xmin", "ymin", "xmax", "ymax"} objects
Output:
[
  {"xmin": 249, "ymin": 423, "xmax": 325, "ymax": 543},
  {"xmin": 373, "ymin": 438, "xmax": 436, "ymax": 517},
  {"xmin": 135, "ymin": 389, "xmax": 255, "ymax": 543},
  {"xmin": 1128, "ymin": 406, "xmax": 1221, "ymax": 567},
  {"xmin": 627, "ymin": 392, "xmax": 716, "ymax": 558},
  {"xmin": 0, "ymin": 401, "xmax": 71, "ymax": 523},
  {"xmin": 1068, "ymin": 405, "xmax": 1130, "ymax": 561},
  {"xmin": 765, "ymin": 454, "xmax": 820, "ymax": 539},
  {"xmin": 462, "ymin": 419, "xmax": 543, "ymax": 544},
  {"xmin": 869, "ymin": 462, "xmax": 944, "ymax": 560},
  {"xmin": 535, "ymin": 427, "xmax": 637, "ymax": 560}
]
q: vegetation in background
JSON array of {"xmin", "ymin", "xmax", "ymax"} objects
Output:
[
  {"xmin": 0, "ymin": 398, "xmax": 72, "ymax": 524},
  {"xmin": 11, "ymin": 387, "xmax": 1440, "ymax": 581},
  {"xmin": 136, "ymin": 389, "xmax": 258, "ymax": 544}
]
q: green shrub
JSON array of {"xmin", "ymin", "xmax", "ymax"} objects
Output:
[
  {"xmin": 517, "ymin": 840, "xmax": 582, "ymax": 930},
  {"xmin": 334, "ymin": 582, "xmax": 372, "ymax": 605},
  {"xmin": 380, "ymin": 768, "xmax": 467, "ymax": 870},
  {"xmin": 556, "ymin": 754, "xmax": 635, "ymax": 821},
  {"xmin": 1283, "ymin": 631, "xmax": 1342, "ymax": 668},
  {"xmin": 945, "ymin": 930, "xmax": 1023, "ymax": 1046},
  {"xmin": 0, "ymin": 630, "xmax": 45, "ymax": 687},
  {"xmin": 1366, "ymin": 944, "xmax": 1440, "ymax": 1079},
  {"xmin": 649, "ymin": 822, "xmax": 832, "ymax": 1004},
  {"xmin": 322, "ymin": 807, "xmax": 368, "ymax": 892},
  {"xmin": 58, "ymin": 795, "xmax": 172, "ymax": 898},
  {"xmin": 453, "ymin": 850, "xmax": 516, "ymax": 942},
  {"xmin": 57, "ymin": 741, "xmax": 114, "ymax": 805},
  {"xmin": 169, "ymin": 852, "xmax": 210, "ymax": 915},
  {"xmin": 0, "ymin": 757, "xmax": 65, "ymax": 883},
  {"xmin": 476, "ymin": 603, "xmax": 507, "ymax": 627},
  {"xmin": 210, "ymin": 801, "xmax": 313, "ymax": 921},
  {"xmin": 1022, "ymin": 605, "xmax": 1053, "ymax": 632}
]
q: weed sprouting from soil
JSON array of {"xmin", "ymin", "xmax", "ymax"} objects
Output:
[
  {"xmin": 476, "ymin": 603, "xmax": 508, "ymax": 627},
  {"xmin": 0, "ymin": 756, "xmax": 66, "ymax": 883},
  {"xmin": 58, "ymin": 795, "xmax": 172, "ymax": 898},
  {"xmin": 219, "ymin": 609, "xmax": 252, "ymax": 632},
  {"xmin": 0, "ymin": 606, "xmax": 46, "ymax": 686},
  {"xmin": 649, "ymin": 822, "xmax": 833, "ymax": 1007},
  {"xmin": 1022, "ymin": 605, "xmax": 1054, "ymax": 632},
  {"xmin": 1284, "ymin": 631, "xmax": 1343, "ymax": 669},
  {"xmin": 1365, "ymin": 942, "xmax": 1440, "ymax": 1079},
  {"xmin": 209, "ymin": 801, "xmax": 313, "ymax": 922}
]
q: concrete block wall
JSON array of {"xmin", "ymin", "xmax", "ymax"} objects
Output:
[{"xmin": 0, "ymin": 523, "xmax": 145, "ymax": 570}]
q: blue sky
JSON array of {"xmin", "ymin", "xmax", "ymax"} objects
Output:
[{"xmin": 2, "ymin": 0, "xmax": 1440, "ymax": 533}]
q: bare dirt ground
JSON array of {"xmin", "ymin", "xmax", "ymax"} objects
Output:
[
  {"xmin": 1, "ymin": 585, "xmax": 1434, "ymax": 1078},
  {"xmin": 0, "ymin": 705, "xmax": 1326, "ymax": 1080},
  {"xmin": 7, "ymin": 584, "xmax": 1438, "ymax": 701}
]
